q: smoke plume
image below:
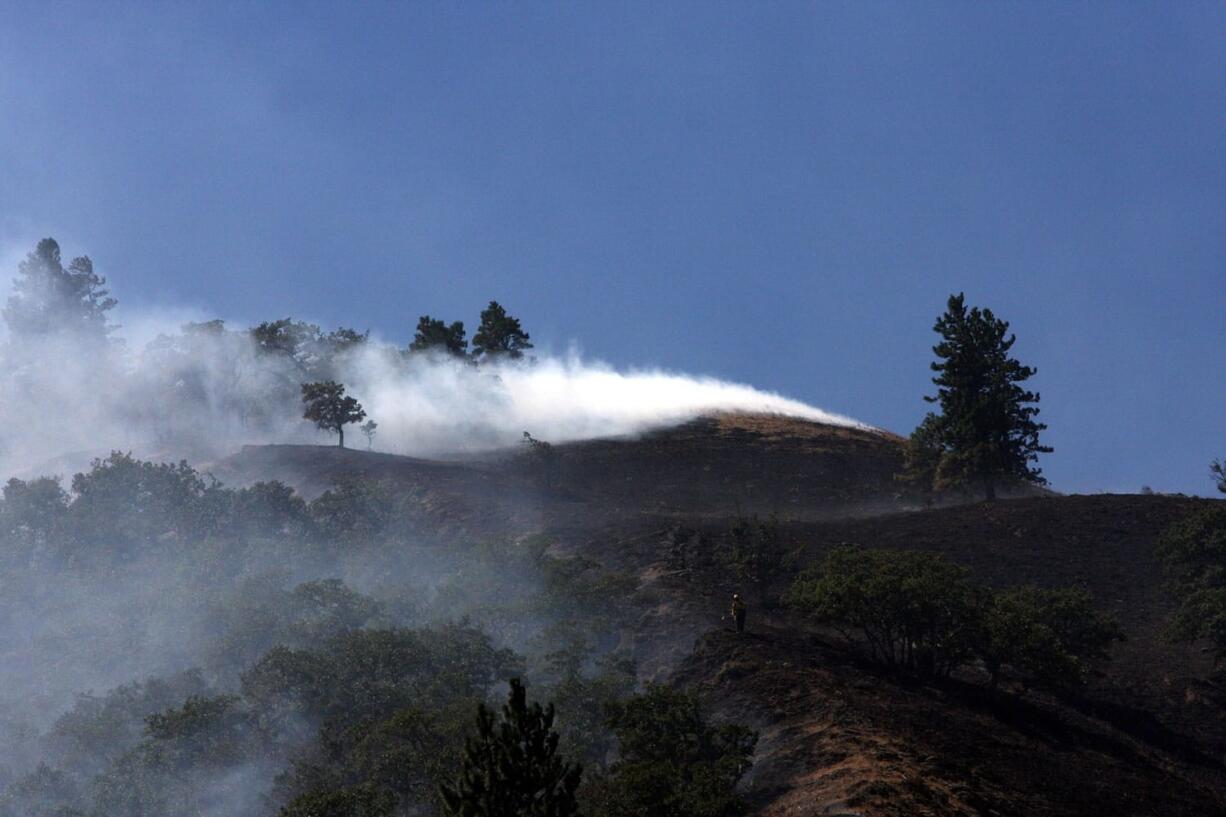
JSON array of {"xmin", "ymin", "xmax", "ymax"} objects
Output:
[{"xmin": 0, "ymin": 308, "xmax": 867, "ymax": 480}]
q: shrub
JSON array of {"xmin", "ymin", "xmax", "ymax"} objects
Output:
[
  {"xmin": 976, "ymin": 586, "xmax": 1123, "ymax": 689},
  {"xmin": 581, "ymin": 685, "xmax": 756, "ymax": 817},
  {"xmin": 1157, "ymin": 505, "xmax": 1226, "ymax": 664},
  {"xmin": 789, "ymin": 546, "xmax": 1123, "ymax": 688},
  {"xmin": 788, "ymin": 545, "xmax": 982, "ymax": 677}
]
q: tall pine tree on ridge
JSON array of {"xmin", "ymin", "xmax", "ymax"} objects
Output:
[{"xmin": 907, "ymin": 293, "xmax": 1051, "ymax": 501}]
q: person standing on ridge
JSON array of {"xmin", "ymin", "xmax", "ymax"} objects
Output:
[{"xmin": 730, "ymin": 593, "xmax": 747, "ymax": 633}]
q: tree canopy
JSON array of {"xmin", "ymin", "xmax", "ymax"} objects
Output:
[
  {"xmin": 788, "ymin": 545, "xmax": 983, "ymax": 677},
  {"xmin": 789, "ymin": 545, "xmax": 1122, "ymax": 689},
  {"xmin": 3, "ymin": 238, "xmax": 116, "ymax": 340},
  {"xmin": 439, "ymin": 678, "xmax": 582, "ymax": 817},
  {"xmin": 908, "ymin": 293, "xmax": 1051, "ymax": 501},
  {"xmin": 1158, "ymin": 505, "xmax": 1226, "ymax": 665},
  {"xmin": 471, "ymin": 301, "xmax": 533, "ymax": 362},
  {"xmin": 409, "ymin": 316, "xmax": 469, "ymax": 357},
  {"xmin": 301, "ymin": 381, "xmax": 367, "ymax": 448},
  {"xmin": 582, "ymin": 685, "xmax": 757, "ymax": 817}
]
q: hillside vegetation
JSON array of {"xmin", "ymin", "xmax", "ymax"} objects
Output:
[{"xmin": 3, "ymin": 415, "xmax": 1221, "ymax": 816}]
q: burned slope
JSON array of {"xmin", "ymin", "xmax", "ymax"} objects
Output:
[
  {"xmin": 648, "ymin": 495, "xmax": 1226, "ymax": 817},
  {"xmin": 545, "ymin": 414, "xmax": 909, "ymax": 520},
  {"xmin": 676, "ymin": 624, "xmax": 1226, "ymax": 817},
  {"xmin": 212, "ymin": 415, "xmax": 1226, "ymax": 816},
  {"xmin": 213, "ymin": 413, "xmax": 911, "ymax": 527}
]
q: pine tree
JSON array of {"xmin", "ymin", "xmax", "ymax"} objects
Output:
[
  {"xmin": 301, "ymin": 381, "xmax": 366, "ymax": 448},
  {"xmin": 439, "ymin": 679, "xmax": 581, "ymax": 817},
  {"xmin": 920, "ymin": 293, "xmax": 1051, "ymax": 501},
  {"xmin": 409, "ymin": 316, "xmax": 468, "ymax": 357},
  {"xmin": 3, "ymin": 238, "xmax": 116, "ymax": 340},
  {"xmin": 471, "ymin": 302, "xmax": 532, "ymax": 362}
]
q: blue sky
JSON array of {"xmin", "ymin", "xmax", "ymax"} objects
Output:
[{"xmin": 1, "ymin": 2, "xmax": 1223, "ymax": 495}]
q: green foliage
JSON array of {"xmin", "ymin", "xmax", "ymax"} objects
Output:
[
  {"xmin": 229, "ymin": 480, "xmax": 313, "ymax": 540},
  {"xmin": 241, "ymin": 625, "xmax": 519, "ymax": 724},
  {"xmin": 977, "ymin": 586, "xmax": 1123, "ymax": 689},
  {"xmin": 66, "ymin": 452, "xmax": 227, "ymax": 557},
  {"xmin": 582, "ymin": 685, "xmax": 757, "ymax": 817},
  {"xmin": 440, "ymin": 678, "xmax": 582, "ymax": 817},
  {"xmin": 897, "ymin": 412, "xmax": 943, "ymax": 492},
  {"xmin": 540, "ymin": 645, "xmax": 637, "ymax": 767},
  {"xmin": 914, "ymin": 293, "xmax": 1051, "ymax": 500},
  {"xmin": 145, "ymin": 694, "xmax": 241, "ymax": 741},
  {"xmin": 0, "ymin": 448, "xmax": 650, "ymax": 817},
  {"xmin": 471, "ymin": 301, "xmax": 533, "ymax": 362},
  {"xmin": 253, "ymin": 318, "xmax": 326, "ymax": 377},
  {"xmin": 1158, "ymin": 505, "xmax": 1226, "ymax": 664},
  {"xmin": 45, "ymin": 670, "xmax": 211, "ymax": 775},
  {"xmin": 309, "ymin": 477, "xmax": 398, "ymax": 545},
  {"xmin": 301, "ymin": 381, "xmax": 367, "ymax": 447},
  {"xmin": 410, "ymin": 315, "xmax": 469, "ymax": 357},
  {"xmin": 141, "ymin": 694, "xmax": 258, "ymax": 768},
  {"xmin": 87, "ymin": 690, "xmax": 269, "ymax": 817},
  {"xmin": 790, "ymin": 545, "xmax": 1123, "ymax": 688},
  {"xmin": 788, "ymin": 545, "xmax": 983, "ymax": 677},
  {"xmin": 428, "ymin": 534, "xmax": 637, "ymax": 657},
  {"xmin": 3, "ymin": 238, "xmax": 116, "ymax": 339},
  {"xmin": 272, "ymin": 688, "xmax": 474, "ymax": 812},
  {"xmin": 208, "ymin": 576, "xmax": 384, "ymax": 675},
  {"xmin": 327, "ymin": 327, "xmax": 370, "ymax": 354},
  {"xmin": 0, "ymin": 455, "xmax": 321, "ymax": 570},
  {"xmin": 333, "ymin": 706, "xmax": 465, "ymax": 804},
  {"xmin": 0, "ymin": 476, "xmax": 68, "ymax": 558}
]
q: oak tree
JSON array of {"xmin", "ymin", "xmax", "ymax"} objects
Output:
[{"xmin": 301, "ymin": 381, "xmax": 366, "ymax": 448}]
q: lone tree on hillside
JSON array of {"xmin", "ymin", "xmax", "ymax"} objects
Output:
[
  {"xmin": 905, "ymin": 293, "xmax": 1051, "ymax": 501},
  {"xmin": 409, "ymin": 315, "xmax": 468, "ymax": 357},
  {"xmin": 1213, "ymin": 459, "xmax": 1225, "ymax": 494},
  {"xmin": 471, "ymin": 301, "xmax": 533, "ymax": 362},
  {"xmin": 3, "ymin": 238, "xmax": 117, "ymax": 340},
  {"xmin": 360, "ymin": 419, "xmax": 378, "ymax": 451},
  {"xmin": 439, "ymin": 678, "xmax": 581, "ymax": 817},
  {"xmin": 301, "ymin": 381, "xmax": 366, "ymax": 448}
]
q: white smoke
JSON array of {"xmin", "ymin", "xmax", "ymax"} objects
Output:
[
  {"xmin": 349, "ymin": 347, "xmax": 869, "ymax": 457},
  {"xmin": 0, "ymin": 307, "xmax": 869, "ymax": 482}
]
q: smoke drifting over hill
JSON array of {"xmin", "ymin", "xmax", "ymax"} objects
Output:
[
  {"xmin": 0, "ymin": 308, "xmax": 866, "ymax": 480},
  {"xmin": 0, "ymin": 248, "xmax": 870, "ymax": 817},
  {"xmin": 355, "ymin": 349, "xmax": 868, "ymax": 453}
]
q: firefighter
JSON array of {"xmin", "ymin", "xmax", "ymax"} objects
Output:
[{"xmin": 730, "ymin": 593, "xmax": 747, "ymax": 633}]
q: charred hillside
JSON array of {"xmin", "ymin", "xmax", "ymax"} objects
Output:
[
  {"xmin": 216, "ymin": 414, "xmax": 908, "ymax": 520},
  {"xmin": 212, "ymin": 412, "xmax": 1226, "ymax": 817}
]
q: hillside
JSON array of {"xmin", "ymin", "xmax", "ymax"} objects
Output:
[
  {"xmin": 215, "ymin": 413, "xmax": 919, "ymax": 516},
  {"xmin": 213, "ymin": 412, "xmax": 1226, "ymax": 817}
]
